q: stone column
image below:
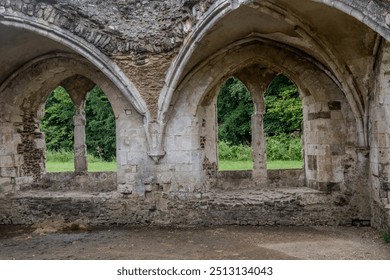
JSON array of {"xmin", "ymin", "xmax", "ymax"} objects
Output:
[
  {"xmin": 73, "ymin": 104, "xmax": 88, "ymax": 174},
  {"xmin": 251, "ymin": 95, "xmax": 267, "ymax": 181},
  {"xmin": 237, "ymin": 67, "xmax": 276, "ymax": 184},
  {"xmin": 61, "ymin": 75, "xmax": 95, "ymax": 175}
]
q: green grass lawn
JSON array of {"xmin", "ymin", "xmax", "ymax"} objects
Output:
[
  {"xmin": 46, "ymin": 160, "xmax": 302, "ymax": 173},
  {"xmin": 46, "ymin": 161, "xmax": 117, "ymax": 172},
  {"xmin": 218, "ymin": 160, "xmax": 303, "ymax": 171}
]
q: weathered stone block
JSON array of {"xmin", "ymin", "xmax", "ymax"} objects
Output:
[
  {"xmin": 307, "ymin": 155, "xmax": 317, "ymax": 171},
  {"xmin": 317, "ymin": 182, "xmax": 341, "ymax": 193},
  {"xmin": 166, "ymin": 115, "xmax": 193, "ymax": 135},
  {"xmin": 307, "ymin": 144, "xmax": 328, "ymax": 156},
  {"xmin": 331, "ymin": 144, "xmax": 345, "ymax": 156},
  {"xmin": 331, "ymin": 111, "xmax": 343, "ymax": 120},
  {"xmin": 156, "ymin": 174, "xmax": 172, "ymax": 184},
  {"xmin": 126, "ymin": 139, "xmax": 146, "ymax": 152},
  {"xmin": 0, "ymin": 155, "xmax": 13, "ymax": 167},
  {"xmin": 308, "ymin": 112, "xmax": 331, "ymax": 120},
  {"xmin": 13, "ymin": 155, "xmax": 24, "ymax": 166},
  {"xmin": 166, "ymin": 151, "xmax": 192, "ymax": 164},
  {"xmin": 14, "ymin": 176, "xmax": 33, "ymax": 185},
  {"xmin": 125, "ymin": 173, "xmax": 137, "ymax": 185},
  {"xmin": 0, "ymin": 177, "xmax": 11, "ymax": 187},
  {"xmin": 122, "ymin": 165, "xmax": 137, "ymax": 173},
  {"xmin": 166, "ymin": 135, "xmax": 194, "ymax": 151},
  {"xmin": 34, "ymin": 139, "xmax": 46, "ymax": 149},
  {"xmin": 0, "ymin": 184, "xmax": 13, "ymax": 193},
  {"xmin": 126, "ymin": 152, "xmax": 146, "ymax": 165},
  {"xmin": 375, "ymin": 120, "xmax": 388, "ymax": 132},
  {"xmin": 331, "ymin": 156, "xmax": 344, "ymax": 183},
  {"xmin": 117, "ymin": 184, "xmax": 134, "ymax": 194},
  {"xmin": 119, "ymin": 128, "xmax": 141, "ymax": 138},
  {"xmin": 0, "ymin": 167, "xmax": 17, "ymax": 177},
  {"xmin": 378, "ymin": 133, "xmax": 390, "ymax": 148},
  {"xmin": 175, "ymin": 164, "xmax": 193, "ymax": 172}
]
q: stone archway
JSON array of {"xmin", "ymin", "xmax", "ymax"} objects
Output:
[
  {"xmin": 0, "ymin": 53, "xmax": 147, "ymax": 193},
  {"xmin": 165, "ymin": 38, "xmax": 369, "ymax": 220}
]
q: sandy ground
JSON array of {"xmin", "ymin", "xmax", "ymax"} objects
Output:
[{"xmin": 0, "ymin": 225, "xmax": 389, "ymax": 260}]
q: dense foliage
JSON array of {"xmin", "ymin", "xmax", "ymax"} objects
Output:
[
  {"xmin": 85, "ymin": 87, "xmax": 116, "ymax": 160},
  {"xmin": 42, "ymin": 75, "xmax": 302, "ymax": 164},
  {"xmin": 218, "ymin": 136, "xmax": 302, "ymax": 162},
  {"xmin": 217, "ymin": 75, "xmax": 302, "ymax": 145},
  {"xmin": 41, "ymin": 86, "xmax": 75, "ymax": 152},
  {"xmin": 41, "ymin": 86, "xmax": 116, "ymax": 161},
  {"xmin": 217, "ymin": 75, "xmax": 303, "ymax": 161},
  {"xmin": 263, "ymin": 75, "xmax": 302, "ymax": 136},
  {"xmin": 217, "ymin": 78, "xmax": 253, "ymax": 145}
]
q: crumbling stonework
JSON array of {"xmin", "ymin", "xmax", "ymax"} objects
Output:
[{"xmin": 0, "ymin": 0, "xmax": 390, "ymax": 231}]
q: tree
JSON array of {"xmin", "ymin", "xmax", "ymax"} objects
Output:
[
  {"xmin": 41, "ymin": 86, "xmax": 116, "ymax": 161},
  {"xmin": 217, "ymin": 78, "xmax": 253, "ymax": 145},
  {"xmin": 85, "ymin": 86, "xmax": 116, "ymax": 161},
  {"xmin": 41, "ymin": 86, "xmax": 75, "ymax": 151},
  {"xmin": 264, "ymin": 75, "xmax": 302, "ymax": 136},
  {"xmin": 217, "ymin": 75, "xmax": 302, "ymax": 144}
]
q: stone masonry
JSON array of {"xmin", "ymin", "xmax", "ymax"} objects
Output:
[{"xmin": 0, "ymin": 0, "xmax": 390, "ymax": 231}]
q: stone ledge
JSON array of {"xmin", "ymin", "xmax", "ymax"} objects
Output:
[
  {"xmin": 1, "ymin": 187, "xmax": 353, "ymax": 227},
  {"xmin": 20, "ymin": 172, "xmax": 117, "ymax": 193}
]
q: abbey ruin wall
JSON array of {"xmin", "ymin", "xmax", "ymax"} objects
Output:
[{"xmin": 0, "ymin": 0, "xmax": 389, "ymax": 231}]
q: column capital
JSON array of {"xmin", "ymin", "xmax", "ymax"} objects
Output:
[
  {"xmin": 235, "ymin": 66, "xmax": 277, "ymax": 98},
  {"xmin": 61, "ymin": 74, "xmax": 95, "ymax": 107}
]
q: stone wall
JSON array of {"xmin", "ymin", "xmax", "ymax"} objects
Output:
[
  {"xmin": 0, "ymin": 186, "xmax": 354, "ymax": 227},
  {"xmin": 0, "ymin": 0, "xmax": 389, "ymax": 230},
  {"xmin": 370, "ymin": 40, "xmax": 390, "ymax": 231},
  {"xmin": 0, "ymin": 0, "xmax": 215, "ymax": 117},
  {"xmin": 217, "ymin": 169, "xmax": 305, "ymax": 190}
]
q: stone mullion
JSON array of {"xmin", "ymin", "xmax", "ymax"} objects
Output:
[
  {"xmin": 237, "ymin": 67, "xmax": 276, "ymax": 186},
  {"xmin": 251, "ymin": 94, "xmax": 267, "ymax": 182},
  {"xmin": 61, "ymin": 75, "xmax": 95, "ymax": 175},
  {"xmin": 73, "ymin": 104, "xmax": 88, "ymax": 174}
]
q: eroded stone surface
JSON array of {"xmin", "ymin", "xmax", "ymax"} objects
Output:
[{"xmin": 0, "ymin": 0, "xmax": 389, "ymax": 231}]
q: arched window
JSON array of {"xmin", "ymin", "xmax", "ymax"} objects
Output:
[
  {"xmin": 85, "ymin": 86, "xmax": 116, "ymax": 172},
  {"xmin": 41, "ymin": 84, "xmax": 116, "ymax": 173},
  {"xmin": 264, "ymin": 75, "xmax": 303, "ymax": 170},
  {"xmin": 41, "ymin": 86, "xmax": 75, "ymax": 172},
  {"xmin": 216, "ymin": 75, "xmax": 303, "ymax": 172},
  {"xmin": 217, "ymin": 77, "xmax": 253, "ymax": 171}
]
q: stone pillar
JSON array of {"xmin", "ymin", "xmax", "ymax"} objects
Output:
[
  {"xmin": 237, "ymin": 67, "xmax": 276, "ymax": 184},
  {"xmin": 61, "ymin": 75, "xmax": 95, "ymax": 175},
  {"xmin": 73, "ymin": 105, "xmax": 88, "ymax": 174},
  {"xmin": 251, "ymin": 96, "xmax": 267, "ymax": 181},
  {"xmin": 370, "ymin": 41, "xmax": 390, "ymax": 230}
]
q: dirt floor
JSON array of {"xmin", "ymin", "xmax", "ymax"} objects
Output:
[{"xmin": 0, "ymin": 224, "xmax": 389, "ymax": 260}]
